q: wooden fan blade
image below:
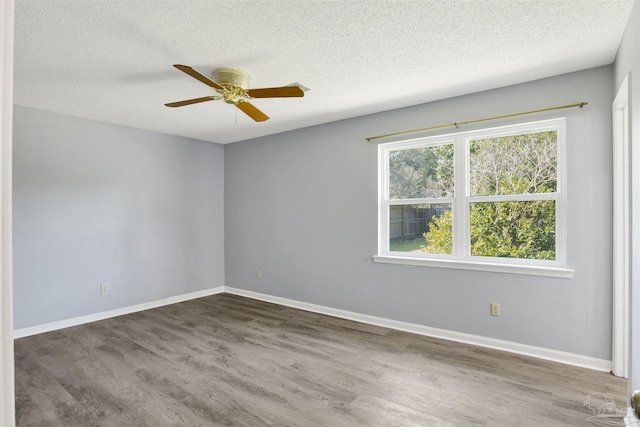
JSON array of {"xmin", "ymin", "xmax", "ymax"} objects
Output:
[
  {"xmin": 246, "ymin": 86, "xmax": 304, "ymax": 98},
  {"xmin": 173, "ymin": 64, "xmax": 223, "ymax": 90},
  {"xmin": 165, "ymin": 96, "xmax": 218, "ymax": 107},
  {"xmin": 236, "ymin": 101, "xmax": 269, "ymax": 122}
]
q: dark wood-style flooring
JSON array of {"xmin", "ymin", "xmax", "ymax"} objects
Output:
[{"xmin": 14, "ymin": 293, "xmax": 627, "ymax": 426}]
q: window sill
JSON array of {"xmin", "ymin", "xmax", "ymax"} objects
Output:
[{"xmin": 372, "ymin": 255, "xmax": 574, "ymax": 278}]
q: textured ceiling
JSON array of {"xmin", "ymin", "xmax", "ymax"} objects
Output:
[{"xmin": 13, "ymin": 0, "xmax": 635, "ymax": 144}]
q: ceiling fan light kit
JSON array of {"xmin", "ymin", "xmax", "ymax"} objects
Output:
[{"xmin": 165, "ymin": 64, "xmax": 304, "ymax": 122}]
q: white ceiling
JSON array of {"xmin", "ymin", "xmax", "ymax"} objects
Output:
[{"xmin": 14, "ymin": 0, "xmax": 635, "ymax": 144}]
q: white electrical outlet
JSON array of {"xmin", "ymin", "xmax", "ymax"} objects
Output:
[
  {"xmin": 189, "ymin": 271, "xmax": 195, "ymax": 279},
  {"xmin": 256, "ymin": 270, "xmax": 262, "ymax": 280},
  {"xmin": 490, "ymin": 302, "xmax": 500, "ymax": 316},
  {"xmin": 100, "ymin": 284, "xmax": 109, "ymax": 295}
]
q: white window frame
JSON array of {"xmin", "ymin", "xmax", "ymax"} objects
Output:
[{"xmin": 374, "ymin": 118, "xmax": 574, "ymax": 278}]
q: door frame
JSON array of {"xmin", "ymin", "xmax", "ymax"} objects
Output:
[
  {"xmin": 612, "ymin": 75, "xmax": 630, "ymax": 378},
  {"xmin": 0, "ymin": 1, "xmax": 15, "ymax": 425}
]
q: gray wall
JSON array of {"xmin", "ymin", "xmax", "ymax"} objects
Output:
[
  {"xmin": 614, "ymin": 0, "xmax": 640, "ymax": 395},
  {"xmin": 225, "ymin": 66, "xmax": 615, "ymax": 360},
  {"xmin": 13, "ymin": 106, "xmax": 225, "ymax": 329}
]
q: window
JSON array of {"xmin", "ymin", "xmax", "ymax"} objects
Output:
[{"xmin": 375, "ymin": 118, "xmax": 572, "ymax": 277}]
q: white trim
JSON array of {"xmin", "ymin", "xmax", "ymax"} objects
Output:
[
  {"xmin": 372, "ymin": 255, "xmax": 574, "ymax": 278},
  {"xmin": 13, "ymin": 287, "xmax": 225, "ymax": 339},
  {"xmin": 0, "ymin": 1, "xmax": 14, "ymax": 425},
  {"xmin": 16, "ymin": 286, "xmax": 608, "ymax": 371},
  {"xmin": 612, "ymin": 75, "xmax": 631, "ymax": 378},
  {"xmin": 225, "ymin": 287, "xmax": 608, "ymax": 372},
  {"xmin": 378, "ymin": 118, "xmax": 569, "ymax": 271}
]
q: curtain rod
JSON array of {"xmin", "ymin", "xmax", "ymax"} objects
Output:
[{"xmin": 365, "ymin": 102, "xmax": 588, "ymax": 142}]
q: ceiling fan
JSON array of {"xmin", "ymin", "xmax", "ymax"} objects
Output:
[{"xmin": 165, "ymin": 64, "xmax": 304, "ymax": 122}]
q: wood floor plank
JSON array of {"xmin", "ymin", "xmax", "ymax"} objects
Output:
[
  {"xmin": 15, "ymin": 341, "xmax": 96, "ymax": 425},
  {"xmin": 15, "ymin": 293, "xmax": 628, "ymax": 426},
  {"xmin": 91, "ymin": 318, "xmax": 304, "ymax": 425},
  {"xmin": 18, "ymin": 335, "xmax": 150, "ymax": 427}
]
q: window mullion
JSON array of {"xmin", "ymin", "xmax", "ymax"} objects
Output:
[
  {"xmin": 454, "ymin": 135, "xmax": 467, "ymax": 258},
  {"xmin": 388, "ymin": 197, "xmax": 455, "ymax": 205},
  {"xmin": 556, "ymin": 119, "xmax": 567, "ymax": 265},
  {"xmin": 379, "ymin": 200, "xmax": 389, "ymax": 253},
  {"xmin": 469, "ymin": 193, "xmax": 557, "ymax": 203},
  {"xmin": 379, "ymin": 147, "xmax": 390, "ymax": 253}
]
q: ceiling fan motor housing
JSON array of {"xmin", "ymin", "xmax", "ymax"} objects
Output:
[{"xmin": 212, "ymin": 68, "xmax": 250, "ymax": 89}]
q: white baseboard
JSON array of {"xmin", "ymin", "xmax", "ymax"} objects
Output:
[
  {"xmin": 14, "ymin": 285, "xmax": 613, "ymax": 373},
  {"xmin": 225, "ymin": 287, "xmax": 613, "ymax": 373},
  {"xmin": 13, "ymin": 286, "xmax": 225, "ymax": 339}
]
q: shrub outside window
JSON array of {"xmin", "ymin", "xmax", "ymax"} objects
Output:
[{"xmin": 375, "ymin": 118, "xmax": 571, "ymax": 277}]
